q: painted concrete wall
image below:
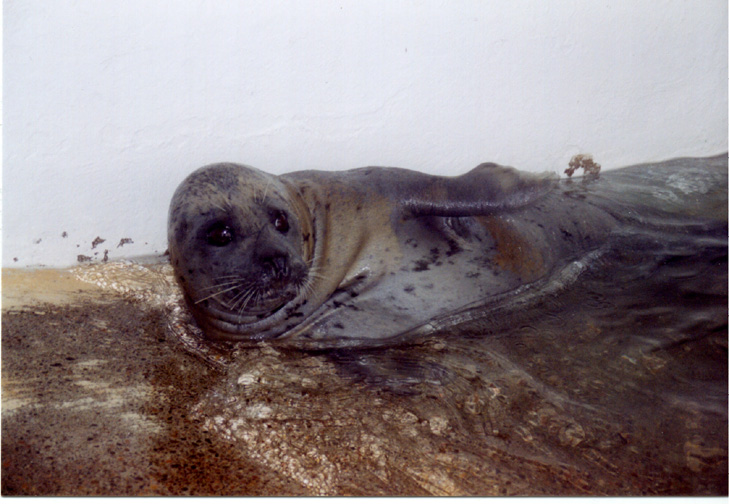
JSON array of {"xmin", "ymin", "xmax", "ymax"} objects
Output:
[{"xmin": 3, "ymin": 0, "xmax": 727, "ymax": 268}]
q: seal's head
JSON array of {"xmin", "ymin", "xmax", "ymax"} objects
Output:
[{"xmin": 168, "ymin": 163, "xmax": 313, "ymax": 340}]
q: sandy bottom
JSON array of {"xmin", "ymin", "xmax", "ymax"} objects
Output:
[{"xmin": 2, "ymin": 267, "xmax": 308, "ymax": 495}]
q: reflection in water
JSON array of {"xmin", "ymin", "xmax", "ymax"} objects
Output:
[{"xmin": 71, "ymin": 156, "xmax": 726, "ymax": 495}]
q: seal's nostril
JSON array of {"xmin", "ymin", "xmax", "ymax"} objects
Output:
[
  {"xmin": 273, "ymin": 256, "xmax": 288, "ymax": 275},
  {"xmin": 262, "ymin": 255, "xmax": 289, "ymax": 280}
]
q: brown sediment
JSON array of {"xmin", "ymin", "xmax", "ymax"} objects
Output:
[{"xmin": 1, "ymin": 268, "xmax": 305, "ymax": 496}]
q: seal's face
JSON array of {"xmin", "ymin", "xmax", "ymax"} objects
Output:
[{"xmin": 168, "ymin": 163, "xmax": 311, "ymax": 338}]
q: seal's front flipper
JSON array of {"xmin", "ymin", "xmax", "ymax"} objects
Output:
[{"xmin": 404, "ymin": 163, "xmax": 558, "ymax": 217}]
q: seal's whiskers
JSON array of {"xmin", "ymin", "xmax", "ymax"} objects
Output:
[
  {"xmin": 198, "ymin": 279, "xmax": 244, "ymax": 291},
  {"xmin": 229, "ymin": 284, "xmax": 259, "ymax": 311},
  {"xmin": 193, "ymin": 279, "xmax": 250, "ymax": 304}
]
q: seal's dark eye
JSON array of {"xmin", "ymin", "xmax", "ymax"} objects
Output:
[
  {"xmin": 206, "ymin": 223, "xmax": 233, "ymax": 246},
  {"xmin": 273, "ymin": 211, "xmax": 289, "ymax": 233}
]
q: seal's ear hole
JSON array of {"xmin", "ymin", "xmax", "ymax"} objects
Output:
[
  {"xmin": 273, "ymin": 210, "xmax": 290, "ymax": 234},
  {"xmin": 206, "ymin": 222, "xmax": 234, "ymax": 247}
]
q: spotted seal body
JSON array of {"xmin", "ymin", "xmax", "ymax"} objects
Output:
[{"xmin": 168, "ymin": 156, "xmax": 727, "ymax": 349}]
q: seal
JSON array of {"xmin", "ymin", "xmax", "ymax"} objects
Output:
[{"xmin": 168, "ymin": 155, "xmax": 728, "ymax": 349}]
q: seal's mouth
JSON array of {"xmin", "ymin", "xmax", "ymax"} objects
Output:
[
  {"xmin": 191, "ymin": 273, "xmax": 306, "ymax": 324},
  {"xmin": 203, "ymin": 286, "xmax": 293, "ymax": 316},
  {"xmin": 190, "ymin": 291, "xmax": 300, "ymax": 342},
  {"xmin": 205, "ymin": 298, "xmax": 285, "ymax": 321}
]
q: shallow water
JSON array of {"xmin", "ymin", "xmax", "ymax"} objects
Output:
[{"xmin": 2, "ymin": 228, "xmax": 726, "ymax": 495}]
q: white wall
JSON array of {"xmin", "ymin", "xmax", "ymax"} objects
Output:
[{"xmin": 3, "ymin": 0, "xmax": 727, "ymax": 268}]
